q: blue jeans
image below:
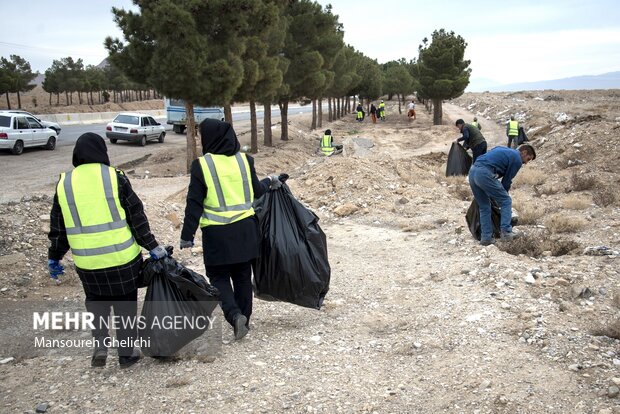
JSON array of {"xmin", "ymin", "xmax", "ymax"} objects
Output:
[{"xmin": 469, "ymin": 165, "xmax": 513, "ymax": 241}]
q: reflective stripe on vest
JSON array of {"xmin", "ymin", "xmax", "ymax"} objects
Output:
[
  {"xmin": 198, "ymin": 153, "xmax": 255, "ymax": 227},
  {"xmin": 508, "ymin": 120, "xmax": 519, "ymax": 136},
  {"xmin": 321, "ymin": 134, "xmax": 334, "ymax": 156},
  {"xmin": 56, "ymin": 164, "xmax": 140, "ymax": 270}
]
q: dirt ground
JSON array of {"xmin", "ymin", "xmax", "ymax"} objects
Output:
[{"xmin": 1, "ymin": 91, "xmax": 619, "ymax": 413}]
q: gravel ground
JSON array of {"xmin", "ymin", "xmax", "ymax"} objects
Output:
[{"xmin": 1, "ymin": 92, "xmax": 619, "ymax": 413}]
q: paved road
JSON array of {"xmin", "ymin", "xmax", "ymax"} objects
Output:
[{"xmin": 0, "ymin": 106, "xmax": 316, "ymax": 203}]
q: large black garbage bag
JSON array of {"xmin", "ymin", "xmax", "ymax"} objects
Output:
[
  {"xmin": 252, "ymin": 183, "xmax": 330, "ymax": 310},
  {"xmin": 466, "ymin": 199, "xmax": 518, "ymax": 240},
  {"xmin": 446, "ymin": 142, "xmax": 472, "ymax": 176},
  {"xmin": 139, "ymin": 256, "xmax": 219, "ymax": 357},
  {"xmin": 517, "ymin": 127, "xmax": 529, "ymax": 145}
]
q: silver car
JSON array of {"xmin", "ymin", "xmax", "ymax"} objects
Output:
[{"xmin": 105, "ymin": 112, "xmax": 166, "ymax": 146}]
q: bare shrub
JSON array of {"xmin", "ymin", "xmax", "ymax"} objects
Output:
[
  {"xmin": 570, "ymin": 173, "xmax": 597, "ymax": 191},
  {"xmin": 545, "ymin": 214, "xmax": 587, "ymax": 233},
  {"xmin": 561, "ymin": 195, "xmax": 591, "ymax": 210},
  {"xmin": 514, "ymin": 168, "xmax": 547, "ymax": 187},
  {"xmin": 445, "ymin": 176, "xmax": 471, "ymax": 200},
  {"xmin": 498, "ymin": 234, "xmax": 580, "ymax": 257},
  {"xmin": 592, "ymin": 188, "xmax": 617, "ymax": 207}
]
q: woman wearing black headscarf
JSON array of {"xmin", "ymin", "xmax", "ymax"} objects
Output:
[
  {"xmin": 180, "ymin": 119, "xmax": 281, "ymax": 340},
  {"xmin": 48, "ymin": 132, "xmax": 166, "ymax": 368}
]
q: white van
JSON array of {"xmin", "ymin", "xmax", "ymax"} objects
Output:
[{"xmin": 164, "ymin": 97, "xmax": 224, "ymax": 134}]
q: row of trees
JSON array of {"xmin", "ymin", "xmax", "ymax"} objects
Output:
[
  {"xmin": 0, "ymin": 54, "xmax": 160, "ymax": 110},
  {"xmin": 106, "ymin": 0, "xmax": 470, "ymax": 171}
]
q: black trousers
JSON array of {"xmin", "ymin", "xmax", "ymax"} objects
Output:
[
  {"xmin": 84, "ymin": 289, "xmax": 138, "ymax": 357},
  {"xmin": 507, "ymin": 136, "xmax": 517, "ymax": 149},
  {"xmin": 472, "ymin": 141, "xmax": 487, "ymax": 164},
  {"xmin": 205, "ymin": 261, "xmax": 253, "ymax": 326}
]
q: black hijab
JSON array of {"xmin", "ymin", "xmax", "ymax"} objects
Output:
[
  {"xmin": 199, "ymin": 119, "xmax": 240, "ymax": 156},
  {"xmin": 72, "ymin": 133, "xmax": 110, "ymax": 167}
]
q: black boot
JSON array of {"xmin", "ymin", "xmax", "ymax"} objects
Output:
[
  {"xmin": 91, "ymin": 337, "xmax": 108, "ymax": 368},
  {"xmin": 119, "ymin": 348, "xmax": 141, "ymax": 369},
  {"xmin": 233, "ymin": 314, "xmax": 249, "ymax": 340}
]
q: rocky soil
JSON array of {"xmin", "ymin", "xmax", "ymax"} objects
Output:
[{"xmin": 0, "ymin": 90, "xmax": 619, "ymax": 413}]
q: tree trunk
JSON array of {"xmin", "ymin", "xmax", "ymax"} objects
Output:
[
  {"xmin": 328, "ymin": 98, "xmax": 332, "ymax": 122},
  {"xmin": 337, "ymin": 97, "xmax": 341, "ymax": 119},
  {"xmin": 432, "ymin": 99, "xmax": 443, "ymax": 125},
  {"xmin": 56, "ymin": 93, "xmax": 59, "ymax": 105},
  {"xmin": 279, "ymin": 101, "xmax": 289, "ymax": 141},
  {"xmin": 65, "ymin": 91, "xmax": 69, "ymax": 106},
  {"xmin": 263, "ymin": 102, "xmax": 272, "ymax": 147},
  {"xmin": 16, "ymin": 91, "xmax": 21, "ymax": 109},
  {"xmin": 318, "ymin": 98, "xmax": 323, "ymax": 128},
  {"xmin": 48, "ymin": 92, "xmax": 52, "ymax": 106},
  {"xmin": 311, "ymin": 99, "xmax": 317, "ymax": 130},
  {"xmin": 224, "ymin": 104, "xmax": 233, "ymax": 125},
  {"xmin": 397, "ymin": 94, "xmax": 402, "ymax": 114},
  {"xmin": 5, "ymin": 93, "xmax": 10, "ymax": 110},
  {"xmin": 250, "ymin": 99, "xmax": 258, "ymax": 154},
  {"xmin": 185, "ymin": 102, "xmax": 198, "ymax": 173}
]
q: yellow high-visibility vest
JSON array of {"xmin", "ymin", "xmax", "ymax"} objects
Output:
[
  {"xmin": 471, "ymin": 121, "xmax": 479, "ymax": 128},
  {"xmin": 508, "ymin": 120, "xmax": 519, "ymax": 136},
  {"xmin": 321, "ymin": 134, "xmax": 334, "ymax": 156},
  {"xmin": 198, "ymin": 153, "xmax": 255, "ymax": 227},
  {"xmin": 56, "ymin": 164, "xmax": 140, "ymax": 270}
]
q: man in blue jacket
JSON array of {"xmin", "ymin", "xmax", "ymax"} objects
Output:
[{"xmin": 469, "ymin": 144, "xmax": 536, "ymax": 245}]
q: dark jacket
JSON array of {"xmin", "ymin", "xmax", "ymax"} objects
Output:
[
  {"xmin": 48, "ymin": 133, "xmax": 159, "ymax": 296},
  {"xmin": 181, "ymin": 119, "xmax": 270, "ymax": 266},
  {"xmin": 457, "ymin": 124, "xmax": 486, "ymax": 149}
]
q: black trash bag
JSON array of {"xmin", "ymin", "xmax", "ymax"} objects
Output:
[
  {"xmin": 252, "ymin": 181, "xmax": 330, "ymax": 310},
  {"xmin": 466, "ymin": 199, "xmax": 518, "ymax": 240},
  {"xmin": 446, "ymin": 142, "xmax": 473, "ymax": 176},
  {"xmin": 139, "ymin": 255, "xmax": 219, "ymax": 357},
  {"xmin": 517, "ymin": 127, "xmax": 528, "ymax": 145}
]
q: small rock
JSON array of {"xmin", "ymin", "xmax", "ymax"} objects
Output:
[
  {"xmin": 568, "ymin": 364, "xmax": 581, "ymax": 372},
  {"xmin": 35, "ymin": 402, "xmax": 50, "ymax": 413},
  {"xmin": 479, "ymin": 379, "xmax": 492, "ymax": 390},
  {"xmin": 165, "ymin": 212, "xmax": 182, "ymax": 229},
  {"xmin": 0, "ymin": 287, "xmax": 7, "ymax": 292},
  {"xmin": 397, "ymin": 197, "xmax": 409, "ymax": 205},
  {"xmin": 333, "ymin": 203, "xmax": 359, "ymax": 217},
  {"xmin": 413, "ymin": 342, "xmax": 422, "ymax": 349},
  {"xmin": 612, "ymin": 378, "xmax": 620, "ymax": 386},
  {"xmin": 608, "ymin": 386, "xmax": 620, "ymax": 398},
  {"xmin": 0, "ymin": 357, "xmax": 14, "ymax": 364},
  {"xmin": 524, "ymin": 273, "xmax": 536, "ymax": 284}
]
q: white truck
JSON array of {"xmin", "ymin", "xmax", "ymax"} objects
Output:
[{"xmin": 164, "ymin": 97, "xmax": 225, "ymax": 134}]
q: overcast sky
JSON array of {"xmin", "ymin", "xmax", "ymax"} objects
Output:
[{"xmin": 1, "ymin": 0, "xmax": 619, "ymax": 85}]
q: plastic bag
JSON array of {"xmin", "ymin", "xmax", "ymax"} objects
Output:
[
  {"xmin": 446, "ymin": 142, "xmax": 472, "ymax": 176},
  {"xmin": 139, "ymin": 255, "xmax": 219, "ymax": 357},
  {"xmin": 466, "ymin": 199, "xmax": 518, "ymax": 240},
  {"xmin": 517, "ymin": 127, "xmax": 528, "ymax": 145},
  {"xmin": 252, "ymin": 182, "xmax": 330, "ymax": 310}
]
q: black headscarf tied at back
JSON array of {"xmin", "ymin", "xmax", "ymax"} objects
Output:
[
  {"xmin": 72, "ymin": 132, "xmax": 110, "ymax": 167},
  {"xmin": 199, "ymin": 119, "xmax": 240, "ymax": 156}
]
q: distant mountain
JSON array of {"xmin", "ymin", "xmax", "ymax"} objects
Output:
[
  {"xmin": 466, "ymin": 77, "xmax": 503, "ymax": 92},
  {"xmin": 471, "ymin": 71, "xmax": 620, "ymax": 92}
]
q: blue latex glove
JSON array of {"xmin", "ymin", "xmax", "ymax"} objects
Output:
[
  {"xmin": 179, "ymin": 239, "xmax": 194, "ymax": 250},
  {"xmin": 149, "ymin": 246, "xmax": 168, "ymax": 260},
  {"xmin": 48, "ymin": 259, "xmax": 64, "ymax": 281}
]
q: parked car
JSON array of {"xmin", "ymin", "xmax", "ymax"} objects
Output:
[
  {"xmin": 4, "ymin": 110, "xmax": 61, "ymax": 135},
  {"xmin": 0, "ymin": 111, "xmax": 58, "ymax": 155},
  {"xmin": 105, "ymin": 112, "xmax": 166, "ymax": 146}
]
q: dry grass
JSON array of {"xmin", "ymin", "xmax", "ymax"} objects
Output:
[
  {"xmin": 545, "ymin": 213, "xmax": 588, "ymax": 233},
  {"xmin": 445, "ymin": 176, "xmax": 471, "ymax": 201},
  {"xmin": 561, "ymin": 195, "xmax": 591, "ymax": 210},
  {"xmin": 535, "ymin": 183, "xmax": 562, "ymax": 196},
  {"xmin": 570, "ymin": 172, "xmax": 597, "ymax": 191},
  {"xmin": 512, "ymin": 199, "xmax": 545, "ymax": 225},
  {"xmin": 514, "ymin": 168, "xmax": 547, "ymax": 187}
]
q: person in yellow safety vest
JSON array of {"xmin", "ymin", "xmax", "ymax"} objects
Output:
[
  {"xmin": 506, "ymin": 115, "xmax": 519, "ymax": 148},
  {"xmin": 471, "ymin": 117, "xmax": 482, "ymax": 131},
  {"xmin": 356, "ymin": 103, "xmax": 364, "ymax": 122},
  {"xmin": 320, "ymin": 129, "xmax": 343, "ymax": 156},
  {"xmin": 47, "ymin": 132, "xmax": 166, "ymax": 369},
  {"xmin": 180, "ymin": 119, "xmax": 283, "ymax": 341},
  {"xmin": 379, "ymin": 100, "xmax": 386, "ymax": 121}
]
